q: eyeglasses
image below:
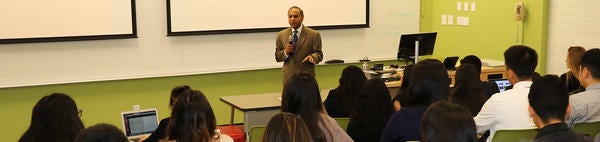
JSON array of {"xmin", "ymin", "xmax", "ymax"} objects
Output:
[{"xmin": 77, "ymin": 109, "xmax": 83, "ymax": 117}]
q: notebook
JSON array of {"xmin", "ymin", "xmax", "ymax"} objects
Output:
[{"xmin": 121, "ymin": 108, "xmax": 159, "ymax": 141}]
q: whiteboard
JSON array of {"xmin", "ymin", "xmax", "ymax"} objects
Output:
[
  {"xmin": 0, "ymin": 0, "xmax": 136, "ymax": 44},
  {"xmin": 167, "ymin": 0, "xmax": 368, "ymax": 35},
  {"xmin": 0, "ymin": 0, "xmax": 420, "ymax": 88}
]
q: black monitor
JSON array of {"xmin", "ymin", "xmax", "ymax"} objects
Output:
[{"xmin": 397, "ymin": 32, "xmax": 437, "ymax": 64}]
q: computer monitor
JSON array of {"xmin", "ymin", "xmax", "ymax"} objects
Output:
[
  {"xmin": 121, "ymin": 108, "xmax": 159, "ymax": 141},
  {"xmin": 397, "ymin": 32, "xmax": 437, "ymax": 64}
]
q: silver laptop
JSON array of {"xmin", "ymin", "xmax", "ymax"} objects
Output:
[{"xmin": 121, "ymin": 108, "xmax": 159, "ymax": 141}]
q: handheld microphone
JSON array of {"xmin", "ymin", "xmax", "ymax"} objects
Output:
[{"xmin": 287, "ymin": 35, "xmax": 294, "ymax": 55}]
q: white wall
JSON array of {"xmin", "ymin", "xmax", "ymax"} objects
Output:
[
  {"xmin": 0, "ymin": 0, "xmax": 420, "ymax": 88},
  {"xmin": 547, "ymin": 0, "xmax": 600, "ymax": 75}
]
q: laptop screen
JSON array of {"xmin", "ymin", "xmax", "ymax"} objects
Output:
[
  {"xmin": 493, "ymin": 79, "xmax": 512, "ymax": 92},
  {"xmin": 121, "ymin": 109, "xmax": 159, "ymax": 137}
]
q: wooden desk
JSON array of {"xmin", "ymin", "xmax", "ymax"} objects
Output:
[{"xmin": 384, "ymin": 66, "xmax": 506, "ymax": 97}]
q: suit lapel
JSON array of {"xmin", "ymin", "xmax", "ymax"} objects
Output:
[{"xmin": 296, "ymin": 26, "xmax": 308, "ymax": 49}]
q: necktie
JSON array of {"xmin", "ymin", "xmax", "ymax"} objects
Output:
[{"xmin": 293, "ymin": 30, "xmax": 298, "ymax": 47}]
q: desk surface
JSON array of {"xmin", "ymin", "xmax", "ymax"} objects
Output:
[
  {"xmin": 384, "ymin": 65, "xmax": 506, "ymax": 88},
  {"xmin": 220, "ymin": 92, "xmax": 282, "ymax": 111}
]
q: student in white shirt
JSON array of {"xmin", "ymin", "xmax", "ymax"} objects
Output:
[
  {"xmin": 569, "ymin": 48, "xmax": 600, "ymax": 126},
  {"xmin": 473, "ymin": 45, "xmax": 538, "ymax": 142}
]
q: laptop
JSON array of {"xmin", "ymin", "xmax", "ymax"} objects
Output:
[
  {"xmin": 121, "ymin": 108, "xmax": 159, "ymax": 141},
  {"xmin": 443, "ymin": 56, "xmax": 459, "ymax": 70},
  {"xmin": 490, "ymin": 79, "xmax": 512, "ymax": 92}
]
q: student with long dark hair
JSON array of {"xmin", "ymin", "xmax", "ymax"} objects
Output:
[
  {"xmin": 262, "ymin": 112, "xmax": 312, "ymax": 142},
  {"xmin": 450, "ymin": 64, "xmax": 488, "ymax": 116},
  {"xmin": 143, "ymin": 85, "xmax": 191, "ymax": 142},
  {"xmin": 281, "ymin": 73, "xmax": 352, "ymax": 142},
  {"xmin": 460, "ymin": 55, "xmax": 500, "ymax": 97},
  {"xmin": 324, "ymin": 65, "xmax": 367, "ymax": 117},
  {"xmin": 346, "ymin": 79, "xmax": 394, "ymax": 142},
  {"xmin": 165, "ymin": 90, "xmax": 233, "ymax": 142},
  {"xmin": 19, "ymin": 93, "xmax": 85, "ymax": 142},
  {"xmin": 393, "ymin": 64, "xmax": 414, "ymax": 111},
  {"xmin": 380, "ymin": 59, "xmax": 450, "ymax": 142},
  {"xmin": 421, "ymin": 101, "xmax": 477, "ymax": 142}
]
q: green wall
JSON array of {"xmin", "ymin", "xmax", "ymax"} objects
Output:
[
  {"xmin": 0, "ymin": 0, "xmax": 549, "ymax": 141},
  {"xmin": 421, "ymin": 0, "xmax": 548, "ymax": 74}
]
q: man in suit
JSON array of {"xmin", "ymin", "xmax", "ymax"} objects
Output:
[{"xmin": 275, "ymin": 6, "xmax": 323, "ymax": 84}]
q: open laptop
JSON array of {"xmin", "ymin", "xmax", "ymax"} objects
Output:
[
  {"xmin": 121, "ymin": 108, "xmax": 159, "ymax": 141},
  {"xmin": 490, "ymin": 79, "xmax": 512, "ymax": 92}
]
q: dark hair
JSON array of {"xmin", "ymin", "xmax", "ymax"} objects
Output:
[
  {"xmin": 528, "ymin": 75, "xmax": 569, "ymax": 123},
  {"xmin": 504, "ymin": 45, "xmax": 538, "ymax": 79},
  {"xmin": 288, "ymin": 6, "xmax": 304, "ymax": 16},
  {"xmin": 262, "ymin": 112, "xmax": 312, "ymax": 142},
  {"xmin": 404, "ymin": 59, "xmax": 450, "ymax": 107},
  {"xmin": 166, "ymin": 90, "xmax": 218, "ymax": 142},
  {"xmin": 281, "ymin": 73, "xmax": 329, "ymax": 142},
  {"xmin": 580, "ymin": 48, "xmax": 600, "ymax": 79},
  {"xmin": 421, "ymin": 101, "xmax": 477, "ymax": 142},
  {"xmin": 460, "ymin": 55, "xmax": 483, "ymax": 74},
  {"xmin": 394, "ymin": 64, "xmax": 414, "ymax": 107},
  {"xmin": 19, "ymin": 93, "xmax": 84, "ymax": 142},
  {"xmin": 351, "ymin": 79, "xmax": 394, "ymax": 141},
  {"xmin": 169, "ymin": 85, "xmax": 192, "ymax": 106},
  {"xmin": 74, "ymin": 123, "xmax": 128, "ymax": 142},
  {"xmin": 335, "ymin": 65, "xmax": 367, "ymax": 114},
  {"xmin": 450, "ymin": 64, "xmax": 487, "ymax": 116}
]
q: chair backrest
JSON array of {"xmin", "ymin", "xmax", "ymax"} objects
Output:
[
  {"xmin": 248, "ymin": 125, "xmax": 266, "ymax": 142},
  {"xmin": 573, "ymin": 121, "xmax": 600, "ymax": 136},
  {"xmin": 334, "ymin": 117, "xmax": 351, "ymax": 131},
  {"xmin": 491, "ymin": 129, "xmax": 538, "ymax": 142}
]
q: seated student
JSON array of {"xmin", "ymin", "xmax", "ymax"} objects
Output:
[
  {"xmin": 75, "ymin": 123, "xmax": 128, "ymax": 142},
  {"xmin": 421, "ymin": 101, "xmax": 477, "ymax": 142},
  {"xmin": 262, "ymin": 112, "xmax": 312, "ymax": 142},
  {"xmin": 460, "ymin": 55, "xmax": 500, "ymax": 98},
  {"xmin": 281, "ymin": 73, "xmax": 353, "ymax": 142},
  {"xmin": 561, "ymin": 46, "xmax": 586, "ymax": 94},
  {"xmin": 528, "ymin": 75, "xmax": 592, "ymax": 142},
  {"xmin": 324, "ymin": 65, "xmax": 367, "ymax": 117},
  {"xmin": 164, "ymin": 90, "xmax": 233, "ymax": 142},
  {"xmin": 473, "ymin": 45, "xmax": 538, "ymax": 142},
  {"xmin": 569, "ymin": 48, "xmax": 600, "ymax": 126},
  {"xmin": 19, "ymin": 93, "xmax": 85, "ymax": 142},
  {"xmin": 143, "ymin": 85, "xmax": 191, "ymax": 142},
  {"xmin": 450, "ymin": 64, "xmax": 488, "ymax": 116},
  {"xmin": 346, "ymin": 79, "xmax": 394, "ymax": 142},
  {"xmin": 392, "ymin": 64, "xmax": 414, "ymax": 111},
  {"xmin": 381, "ymin": 59, "xmax": 450, "ymax": 142}
]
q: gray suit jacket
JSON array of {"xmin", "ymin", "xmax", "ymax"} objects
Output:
[{"xmin": 275, "ymin": 26, "xmax": 323, "ymax": 84}]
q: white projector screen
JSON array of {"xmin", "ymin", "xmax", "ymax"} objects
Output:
[
  {"xmin": 167, "ymin": 0, "xmax": 369, "ymax": 35},
  {"xmin": 0, "ymin": 0, "xmax": 137, "ymax": 44}
]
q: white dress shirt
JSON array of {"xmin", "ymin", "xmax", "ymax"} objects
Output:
[
  {"xmin": 568, "ymin": 83, "xmax": 600, "ymax": 126},
  {"xmin": 474, "ymin": 81, "xmax": 537, "ymax": 142}
]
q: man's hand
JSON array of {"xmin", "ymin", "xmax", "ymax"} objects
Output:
[
  {"xmin": 285, "ymin": 44, "xmax": 294, "ymax": 55},
  {"xmin": 302, "ymin": 55, "xmax": 315, "ymax": 64}
]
